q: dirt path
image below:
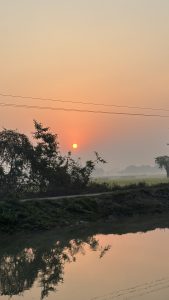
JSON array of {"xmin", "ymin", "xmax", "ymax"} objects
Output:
[{"xmin": 21, "ymin": 191, "xmax": 113, "ymax": 202}]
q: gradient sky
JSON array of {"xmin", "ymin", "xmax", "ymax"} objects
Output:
[{"xmin": 0, "ymin": 0, "xmax": 169, "ymax": 170}]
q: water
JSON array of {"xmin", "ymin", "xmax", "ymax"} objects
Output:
[{"xmin": 1, "ymin": 215, "xmax": 169, "ymax": 300}]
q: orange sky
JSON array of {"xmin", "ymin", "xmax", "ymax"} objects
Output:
[{"xmin": 0, "ymin": 0, "xmax": 169, "ymax": 169}]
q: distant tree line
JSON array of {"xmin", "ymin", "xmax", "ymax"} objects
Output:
[{"xmin": 0, "ymin": 121, "xmax": 106, "ymax": 200}]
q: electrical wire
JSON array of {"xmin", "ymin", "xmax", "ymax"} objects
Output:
[
  {"xmin": 0, "ymin": 92, "xmax": 169, "ymax": 112},
  {"xmin": 0, "ymin": 101, "xmax": 169, "ymax": 118}
]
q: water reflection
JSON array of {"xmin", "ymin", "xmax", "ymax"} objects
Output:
[
  {"xmin": 0, "ymin": 236, "xmax": 111, "ymax": 299},
  {"xmin": 91, "ymin": 277, "xmax": 169, "ymax": 300},
  {"xmin": 1, "ymin": 213, "xmax": 169, "ymax": 300}
]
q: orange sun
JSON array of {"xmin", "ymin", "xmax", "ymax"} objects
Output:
[{"xmin": 72, "ymin": 143, "xmax": 78, "ymax": 149}]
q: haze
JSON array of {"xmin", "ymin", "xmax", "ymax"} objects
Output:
[{"xmin": 0, "ymin": 0, "xmax": 169, "ymax": 169}]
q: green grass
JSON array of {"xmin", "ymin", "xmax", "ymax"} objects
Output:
[
  {"xmin": 94, "ymin": 176, "xmax": 169, "ymax": 187},
  {"xmin": 1, "ymin": 182, "xmax": 169, "ymax": 232}
]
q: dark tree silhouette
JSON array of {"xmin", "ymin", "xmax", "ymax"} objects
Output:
[
  {"xmin": 0, "ymin": 121, "xmax": 106, "ymax": 199},
  {"xmin": 155, "ymin": 156, "xmax": 169, "ymax": 177},
  {"xmin": 0, "ymin": 129, "xmax": 33, "ymax": 198}
]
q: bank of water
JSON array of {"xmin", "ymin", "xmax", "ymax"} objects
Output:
[{"xmin": 1, "ymin": 215, "xmax": 169, "ymax": 300}]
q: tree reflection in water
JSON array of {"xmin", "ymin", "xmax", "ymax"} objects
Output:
[{"xmin": 0, "ymin": 236, "xmax": 111, "ymax": 299}]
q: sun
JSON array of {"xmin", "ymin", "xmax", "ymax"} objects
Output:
[{"xmin": 72, "ymin": 143, "xmax": 78, "ymax": 149}]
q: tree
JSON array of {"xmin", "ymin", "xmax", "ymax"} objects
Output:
[
  {"xmin": 155, "ymin": 156, "xmax": 169, "ymax": 177},
  {"xmin": 31, "ymin": 120, "xmax": 69, "ymax": 194},
  {"xmin": 0, "ymin": 129, "xmax": 33, "ymax": 196},
  {"xmin": 31, "ymin": 122, "xmax": 106, "ymax": 194},
  {"xmin": 0, "ymin": 121, "xmax": 106, "ymax": 198},
  {"xmin": 66, "ymin": 151, "xmax": 106, "ymax": 189}
]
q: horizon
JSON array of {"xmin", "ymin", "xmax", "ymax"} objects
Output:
[{"xmin": 1, "ymin": 0, "xmax": 169, "ymax": 169}]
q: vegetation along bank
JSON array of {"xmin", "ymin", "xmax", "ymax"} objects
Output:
[{"xmin": 1, "ymin": 183, "xmax": 169, "ymax": 232}]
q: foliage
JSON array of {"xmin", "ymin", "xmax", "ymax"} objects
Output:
[
  {"xmin": 0, "ymin": 129, "xmax": 33, "ymax": 198},
  {"xmin": 0, "ymin": 183, "xmax": 169, "ymax": 233},
  {"xmin": 155, "ymin": 156, "xmax": 169, "ymax": 177},
  {"xmin": 0, "ymin": 121, "xmax": 106, "ymax": 199}
]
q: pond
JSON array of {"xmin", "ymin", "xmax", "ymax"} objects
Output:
[{"xmin": 1, "ymin": 214, "xmax": 169, "ymax": 300}]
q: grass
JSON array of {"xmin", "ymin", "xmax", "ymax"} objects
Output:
[
  {"xmin": 93, "ymin": 175, "xmax": 169, "ymax": 187},
  {"xmin": 1, "ymin": 182, "xmax": 169, "ymax": 232}
]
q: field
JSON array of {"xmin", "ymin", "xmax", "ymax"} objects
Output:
[{"xmin": 93, "ymin": 175, "xmax": 169, "ymax": 187}]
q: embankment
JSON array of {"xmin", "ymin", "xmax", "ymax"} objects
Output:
[{"xmin": 1, "ymin": 184, "xmax": 169, "ymax": 232}]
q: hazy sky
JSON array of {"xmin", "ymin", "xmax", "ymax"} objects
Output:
[{"xmin": 0, "ymin": 0, "xmax": 169, "ymax": 169}]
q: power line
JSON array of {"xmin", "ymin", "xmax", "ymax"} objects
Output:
[
  {"xmin": 0, "ymin": 101, "xmax": 169, "ymax": 118},
  {"xmin": 0, "ymin": 92, "xmax": 169, "ymax": 112}
]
